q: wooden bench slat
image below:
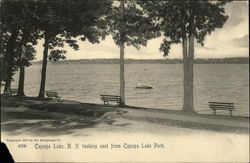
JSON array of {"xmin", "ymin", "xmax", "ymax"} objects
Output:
[
  {"xmin": 210, "ymin": 108, "xmax": 234, "ymax": 110},
  {"xmin": 46, "ymin": 92, "xmax": 58, "ymax": 94},
  {"xmin": 210, "ymin": 107, "xmax": 234, "ymax": 109},
  {"xmin": 209, "ymin": 105, "xmax": 234, "ymax": 108},
  {"xmin": 209, "ymin": 102, "xmax": 234, "ymax": 104},
  {"xmin": 103, "ymin": 96, "xmax": 119, "ymax": 97},
  {"xmin": 209, "ymin": 103, "xmax": 234, "ymax": 106},
  {"xmin": 102, "ymin": 98, "xmax": 120, "ymax": 100},
  {"xmin": 101, "ymin": 96, "xmax": 118, "ymax": 97}
]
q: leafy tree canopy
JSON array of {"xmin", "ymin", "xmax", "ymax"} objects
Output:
[
  {"xmin": 108, "ymin": 0, "xmax": 161, "ymax": 49},
  {"xmin": 1, "ymin": 0, "xmax": 40, "ymax": 57},
  {"xmin": 138, "ymin": 0, "xmax": 231, "ymax": 56},
  {"xmin": 32, "ymin": 0, "xmax": 112, "ymax": 61}
]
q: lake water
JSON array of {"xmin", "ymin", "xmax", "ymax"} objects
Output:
[{"xmin": 9, "ymin": 63, "xmax": 249, "ymax": 117}]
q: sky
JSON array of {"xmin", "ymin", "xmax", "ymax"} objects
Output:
[{"xmin": 34, "ymin": 1, "xmax": 249, "ymax": 60}]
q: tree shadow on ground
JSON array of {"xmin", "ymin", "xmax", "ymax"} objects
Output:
[{"xmin": 1, "ymin": 96, "xmax": 128, "ymax": 136}]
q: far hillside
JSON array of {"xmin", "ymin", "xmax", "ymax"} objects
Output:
[{"xmin": 32, "ymin": 57, "xmax": 249, "ymax": 65}]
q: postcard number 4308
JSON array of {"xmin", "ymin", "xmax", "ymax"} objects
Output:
[{"xmin": 18, "ymin": 144, "xmax": 27, "ymax": 148}]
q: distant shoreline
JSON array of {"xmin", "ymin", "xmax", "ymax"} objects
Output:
[{"xmin": 32, "ymin": 57, "xmax": 249, "ymax": 65}]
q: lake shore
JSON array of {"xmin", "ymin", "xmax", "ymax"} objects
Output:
[
  {"xmin": 1, "ymin": 96, "xmax": 249, "ymax": 162},
  {"xmin": 1, "ymin": 95, "xmax": 249, "ymax": 135}
]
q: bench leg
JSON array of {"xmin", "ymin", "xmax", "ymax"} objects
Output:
[
  {"xmin": 229, "ymin": 110, "xmax": 232, "ymax": 117},
  {"xmin": 213, "ymin": 109, "xmax": 216, "ymax": 115}
]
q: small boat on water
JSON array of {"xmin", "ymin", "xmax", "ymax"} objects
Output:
[{"xmin": 135, "ymin": 84, "xmax": 153, "ymax": 89}]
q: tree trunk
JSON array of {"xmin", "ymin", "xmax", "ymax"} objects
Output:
[
  {"xmin": 182, "ymin": 37, "xmax": 189, "ymax": 111},
  {"xmin": 17, "ymin": 65, "xmax": 25, "ymax": 96},
  {"xmin": 119, "ymin": 0, "xmax": 125, "ymax": 106},
  {"xmin": 0, "ymin": 18, "xmax": 4, "ymax": 86},
  {"xmin": 38, "ymin": 35, "xmax": 49, "ymax": 98},
  {"xmin": 3, "ymin": 29, "xmax": 18, "ymax": 94},
  {"xmin": 0, "ymin": 57, "xmax": 3, "ymax": 85},
  {"xmin": 182, "ymin": 32, "xmax": 195, "ymax": 112},
  {"xmin": 17, "ymin": 34, "xmax": 28, "ymax": 97},
  {"xmin": 183, "ymin": 11, "xmax": 196, "ymax": 112},
  {"xmin": 0, "ymin": 55, "xmax": 3, "ymax": 86},
  {"xmin": 186, "ymin": 33, "xmax": 195, "ymax": 112}
]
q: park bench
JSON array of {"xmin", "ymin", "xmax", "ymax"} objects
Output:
[
  {"xmin": 209, "ymin": 102, "xmax": 235, "ymax": 116},
  {"xmin": 46, "ymin": 91, "xmax": 61, "ymax": 101},
  {"xmin": 100, "ymin": 95, "xmax": 121, "ymax": 105},
  {"xmin": 10, "ymin": 88, "xmax": 18, "ymax": 96}
]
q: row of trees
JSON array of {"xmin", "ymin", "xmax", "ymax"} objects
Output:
[
  {"xmin": 1, "ymin": 0, "xmax": 114, "ymax": 97},
  {"xmin": 0, "ymin": 0, "xmax": 230, "ymax": 112}
]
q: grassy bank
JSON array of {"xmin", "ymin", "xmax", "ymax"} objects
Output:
[
  {"xmin": 1, "ymin": 96, "xmax": 126, "ymax": 136},
  {"xmin": 1, "ymin": 96, "xmax": 249, "ymax": 136}
]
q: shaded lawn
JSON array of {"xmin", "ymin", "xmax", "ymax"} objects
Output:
[{"xmin": 1, "ymin": 96, "xmax": 127, "ymax": 136}]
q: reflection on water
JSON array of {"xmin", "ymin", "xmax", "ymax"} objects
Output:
[{"xmin": 9, "ymin": 63, "xmax": 249, "ymax": 117}]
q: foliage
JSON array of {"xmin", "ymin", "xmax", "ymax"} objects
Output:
[
  {"xmin": 138, "ymin": 0, "xmax": 231, "ymax": 56},
  {"xmin": 108, "ymin": 0, "xmax": 161, "ymax": 49},
  {"xmin": 33, "ymin": 0, "xmax": 113, "ymax": 60},
  {"xmin": 0, "ymin": 0, "xmax": 39, "ymax": 83},
  {"xmin": 48, "ymin": 50, "xmax": 66, "ymax": 61}
]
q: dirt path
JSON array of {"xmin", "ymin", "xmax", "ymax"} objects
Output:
[{"xmin": 115, "ymin": 107, "xmax": 249, "ymax": 133}]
